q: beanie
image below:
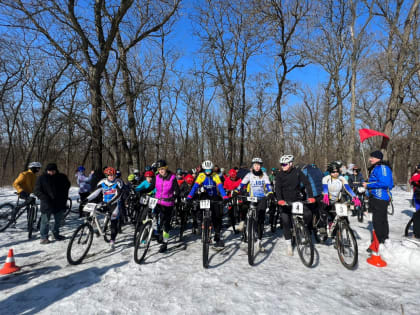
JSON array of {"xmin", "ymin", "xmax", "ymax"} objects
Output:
[
  {"xmin": 46, "ymin": 163, "xmax": 58, "ymax": 171},
  {"xmin": 370, "ymin": 150, "xmax": 383, "ymax": 160}
]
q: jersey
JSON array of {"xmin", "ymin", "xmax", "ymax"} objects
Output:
[
  {"xmin": 237, "ymin": 171, "xmax": 272, "ymax": 198},
  {"xmin": 188, "ymin": 172, "xmax": 227, "ymax": 199},
  {"xmin": 322, "ymin": 175, "xmax": 355, "ymax": 202},
  {"xmin": 13, "ymin": 170, "xmax": 37, "ymax": 194},
  {"xmin": 88, "ymin": 178, "xmax": 123, "ymax": 205}
]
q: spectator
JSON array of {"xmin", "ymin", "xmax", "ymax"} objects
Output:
[
  {"xmin": 75, "ymin": 166, "xmax": 93, "ymax": 217},
  {"xmin": 34, "ymin": 163, "xmax": 71, "ymax": 244}
]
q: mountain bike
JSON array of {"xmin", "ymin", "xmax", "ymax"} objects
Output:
[
  {"xmin": 66, "ymin": 202, "xmax": 112, "ymax": 265},
  {"xmin": 245, "ymin": 196, "xmax": 259, "ymax": 266},
  {"xmin": 133, "ymin": 197, "xmax": 159, "ymax": 264},
  {"xmin": 287, "ymin": 201, "xmax": 314, "ymax": 267},
  {"xmin": 0, "ymin": 193, "xmax": 39, "ymax": 239},
  {"xmin": 133, "ymin": 194, "xmax": 153, "ymax": 243},
  {"xmin": 313, "ymin": 202, "xmax": 358, "ymax": 269}
]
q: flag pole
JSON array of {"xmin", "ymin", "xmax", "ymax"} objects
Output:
[{"xmin": 361, "ymin": 141, "xmax": 369, "ymax": 179}]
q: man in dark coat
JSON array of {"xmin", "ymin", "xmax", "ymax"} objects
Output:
[{"xmin": 34, "ymin": 163, "xmax": 71, "ymax": 244}]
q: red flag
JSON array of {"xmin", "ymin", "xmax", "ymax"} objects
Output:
[{"xmin": 358, "ymin": 128, "xmax": 390, "ymax": 143}]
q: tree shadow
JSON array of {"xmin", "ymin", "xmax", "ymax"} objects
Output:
[
  {"xmin": 402, "ymin": 209, "xmax": 414, "ymax": 218},
  {"xmin": 0, "ymin": 261, "xmax": 127, "ymax": 314},
  {"xmin": 0, "ymin": 250, "xmax": 43, "ymax": 263}
]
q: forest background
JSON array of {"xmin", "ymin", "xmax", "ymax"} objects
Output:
[{"xmin": 0, "ymin": 0, "xmax": 418, "ymax": 187}]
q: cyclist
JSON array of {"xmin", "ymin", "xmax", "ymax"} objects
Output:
[
  {"xmin": 187, "ymin": 160, "xmax": 229, "ymax": 248},
  {"xmin": 75, "ymin": 166, "xmax": 93, "ymax": 218},
  {"xmin": 224, "ymin": 168, "xmax": 242, "ymax": 234},
  {"xmin": 179, "ymin": 174, "xmax": 196, "ymax": 237},
  {"xmin": 135, "ymin": 171, "xmax": 155, "ymax": 195},
  {"xmin": 154, "ymin": 160, "xmax": 180, "ymax": 253},
  {"xmin": 348, "ymin": 165, "xmax": 365, "ymax": 191},
  {"xmin": 410, "ymin": 164, "xmax": 420, "ymax": 212},
  {"xmin": 275, "ymin": 155, "xmax": 316, "ymax": 256},
  {"xmin": 320, "ymin": 162, "xmax": 361, "ymax": 236},
  {"xmin": 233, "ymin": 158, "xmax": 274, "ymax": 252},
  {"xmin": 13, "ymin": 161, "xmax": 42, "ymax": 202},
  {"xmin": 86, "ymin": 167, "xmax": 123, "ymax": 251},
  {"xmin": 176, "ymin": 168, "xmax": 184, "ymax": 186}
]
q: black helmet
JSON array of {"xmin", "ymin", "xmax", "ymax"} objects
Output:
[
  {"xmin": 176, "ymin": 168, "xmax": 183, "ymax": 175},
  {"xmin": 156, "ymin": 160, "xmax": 167, "ymax": 169},
  {"xmin": 327, "ymin": 162, "xmax": 340, "ymax": 173}
]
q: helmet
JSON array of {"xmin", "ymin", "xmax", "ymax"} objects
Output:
[
  {"xmin": 104, "ymin": 167, "xmax": 116, "ymax": 176},
  {"xmin": 229, "ymin": 169, "xmax": 237, "ymax": 177},
  {"xmin": 156, "ymin": 160, "xmax": 167, "ymax": 169},
  {"xmin": 252, "ymin": 157, "xmax": 263, "ymax": 164},
  {"xmin": 144, "ymin": 171, "xmax": 154, "ymax": 177},
  {"xmin": 144, "ymin": 165, "xmax": 151, "ymax": 171},
  {"xmin": 127, "ymin": 174, "xmax": 136, "ymax": 182},
  {"xmin": 116, "ymin": 170, "xmax": 121, "ymax": 178},
  {"xmin": 202, "ymin": 160, "xmax": 214, "ymax": 170},
  {"xmin": 271, "ymin": 167, "xmax": 277, "ymax": 171},
  {"xmin": 185, "ymin": 174, "xmax": 194, "ymax": 185},
  {"xmin": 133, "ymin": 169, "xmax": 140, "ymax": 174},
  {"xmin": 261, "ymin": 167, "xmax": 267, "ymax": 173},
  {"xmin": 327, "ymin": 162, "xmax": 340, "ymax": 173},
  {"xmin": 176, "ymin": 168, "xmax": 183, "ymax": 175},
  {"xmin": 353, "ymin": 165, "xmax": 360, "ymax": 171},
  {"xmin": 279, "ymin": 155, "xmax": 294, "ymax": 164},
  {"xmin": 28, "ymin": 162, "xmax": 42, "ymax": 169},
  {"xmin": 77, "ymin": 166, "xmax": 85, "ymax": 172}
]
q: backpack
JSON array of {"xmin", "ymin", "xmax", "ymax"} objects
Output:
[
  {"xmin": 413, "ymin": 211, "xmax": 420, "ymax": 238},
  {"xmin": 301, "ymin": 164, "xmax": 324, "ymax": 197}
]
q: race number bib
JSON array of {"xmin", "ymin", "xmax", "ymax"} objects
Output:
[
  {"xmin": 292, "ymin": 202, "xmax": 304, "ymax": 215},
  {"xmin": 200, "ymin": 200, "xmax": 211, "ymax": 209},
  {"xmin": 335, "ymin": 203, "xmax": 348, "ymax": 217},
  {"xmin": 83, "ymin": 203, "xmax": 97, "ymax": 213},
  {"xmin": 140, "ymin": 196, "xmax": 149, "ymax": 205},
  {"xmin": 148, "ymin": 197, "xmax": 158, "ymax": 209}
]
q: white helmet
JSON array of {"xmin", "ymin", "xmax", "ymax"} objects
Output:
[
  {"xmin": 251, "ymin": 157, "xmax": 263, "ymax": 164},
  {"xmin": 279, "ymin": 155, "xmax": 294, "ymax": 164},
  {"xmin": 28, "ymin": 162, "xmax": 42, "ymax": 168},
  {"xmin": 202, "ymin": 160, "xmax": 214, "ymax": 170}
]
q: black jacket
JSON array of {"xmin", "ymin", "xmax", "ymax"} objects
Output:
[
  {"xmin": 34, "ymin": 171, "xmax": 71, "ymax": 213},
  {"xmin": 275, "ymin": 167, "xmax": 313, "ymax": 202}
]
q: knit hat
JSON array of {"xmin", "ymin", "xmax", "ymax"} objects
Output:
[
  {"xmin": 370, "ymin": 150, "xmax": 383, "ymax": 160},
  {"xmin": 46, "ymin": 163, "xmax": 58, "ymax": 171}
]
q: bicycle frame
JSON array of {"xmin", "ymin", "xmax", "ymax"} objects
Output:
[{"xmin": 83, "ymin": 203, "xmax": 110, "ymax": 237}]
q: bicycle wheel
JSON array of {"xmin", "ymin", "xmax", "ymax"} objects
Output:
[
  {"xmin": 247, "ymin": 217, "xmax": 257, "ymax": 266},
  {"xmin": 202, "ymin": 218, "xmax": 210, "ymax": 268},
  {"xmin": 27, "ymin": 204, "xmax": 37, "ymax": 239},
  {"xmin": 103, "ymin": 217, "xmax": 112, "ymax": 243},
  {"xmin": 0, "ymin": 203, "xmax": 16, "ymax": 232},
  {"xmin": 336, "ymin": 220, "xmax": 358, "ymax": 269},
  {"xmin": 134, "ymin": 221, "xmax": 153, "ymax": 264},
  {"xmin": 356, "ymin": 206, "xmax": 363, "ymax": 223},
  {"xmin": 67, "ymin": 223, "xmax": 94, "ymax": 265},
  {"xmin": 295, "ymin": 219, "xmax": 314, "ymax": 267}
]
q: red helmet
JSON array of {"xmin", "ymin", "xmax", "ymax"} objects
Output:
[
  {"xmin": 104, "ymin": 167, "xmax": 116, "ymax": 176},
  {"xmin": 229, "ymin": 169, "xmax": 237, "ymax": 178},
  {"xmin": 144, "ymin": 171, "xmax": 154, "ymax": 178},
  {"xmin": 185, "ymin": 174, "xmax": 194, "ymax": 185}
]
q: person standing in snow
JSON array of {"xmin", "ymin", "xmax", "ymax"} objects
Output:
[
  {"xmin": 75, "ymin": 166, "xmax": 93, "ymax": 217},
  {"xmin": 409, "ymin": 164, "xmax": 420, "ymax": 212},
  {"xmin": 362, "ymin": 151, "xmax": 394, "ymax": 245}
]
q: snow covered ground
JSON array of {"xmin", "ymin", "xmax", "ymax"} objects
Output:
[{"xmin": 0, "ymin": 186, "xmax": 419, "ymax": 315}]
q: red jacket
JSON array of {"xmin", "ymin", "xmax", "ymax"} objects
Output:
[
  {"xmin": 224, "ymin": 177, "xmax": 241, "ymax": 196},
  {"xmin": 410, "ymin": 172, "xmax": 420, "ymax": 191}
]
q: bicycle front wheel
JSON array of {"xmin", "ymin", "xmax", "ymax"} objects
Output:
[
  {"xmin": 336, "ymin": 220, "xmax": 358, "ymax": 269},
  {"xmin": 202, "ymin": 218, "xmax": 210, "ymax": 268},
  {"xmin": 295, "ymin": 219, "xmax": 314, "ymax": 267},
  {"xmin": 67, "ymin": 223, "xmax": 94, "ymax": 265},
  {"xmin": 27, "ymin": 204, "xmax": 38, "ymax": 239},
  {"xmin": 357, "ymin": 206, "xmax": 363, "ymax": 223},
  {"xmin": 103, "ymin": 217, "xmax": 112, "ymax": 243},
  {"xmin": 134, "ymin": 221, "xmax": 153, "ymax": 264},
  {"xmin": 0, "ymin": 203, "xmax": 15, "ymax": 232},
  {"xmin": 247, "ymin": 217, "xmax": 257, "ymax": 266}
]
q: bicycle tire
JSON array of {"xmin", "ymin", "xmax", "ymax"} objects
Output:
[
  {"xmin": 67, "ymin": 223, "xmax": 94, "ymax": 265},
  {"xmin": 295, "ymin": 219, "xmax": 314, "ymax": 267},
  {"xmin": 133, "ymin": 221, "xmax": 153, "ymax": 264},
  {"xmin": 202, "ymin": 218, "xmax": 210, "ymax": 268},
  {"xmin": 312, "ymin": 215, "xmax": 322, "ymax": 243},
  {"xmin": 247, "ymin": 217, "xmax": 256, "ymax": 266},
  {"xmin": 0, "ymin": 203, "xmax": 16, "ymax": 232},
  {"xmin": 404, "ymin": 217, "xmax": 413, "ymax": 237},
  {"xmin": 336, "ymin": 220, "xmax": 358, "ymax": 269},
  {"xmin": 103, "ymin": 216, "xmax": 112, "ymax": 243},
  {"xmin": 27, "ymin": 204, "xmax": 36, "ymax": 239},
  {"xmin": 356, "ymin": 206, "xmax": 363, "ymax": 223}
]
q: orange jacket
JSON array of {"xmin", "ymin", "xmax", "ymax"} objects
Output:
[{"xmin": 13, "ymin": 170, "xmax": 37, "ymax": 194}]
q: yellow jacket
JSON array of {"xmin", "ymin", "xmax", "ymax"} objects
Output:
[{"xmin": 13, "ymin": 170, "xmax": 37, "ymax": 194}]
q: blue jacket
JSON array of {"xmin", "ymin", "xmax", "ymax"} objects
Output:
[{"xmin": 367, "ymin": 162, "xmax": 393, "ymax": 201}]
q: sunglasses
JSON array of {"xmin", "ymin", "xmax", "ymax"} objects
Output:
[
  {"xmin": 331, "ymin": 171, "xmax": 339, "ymax": 174},
  {"xmin": 281, "ymin": 163, "xmax": 289, "ymax": 167}
]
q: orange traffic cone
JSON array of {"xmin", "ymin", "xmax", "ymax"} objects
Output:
[
  {"xmin": 0, "ymin": 249, "xmax": 21, "ymax": 275},
  {"xmin": 367, "ymin": 230, "xmax": 387, "ymax": 267}
]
